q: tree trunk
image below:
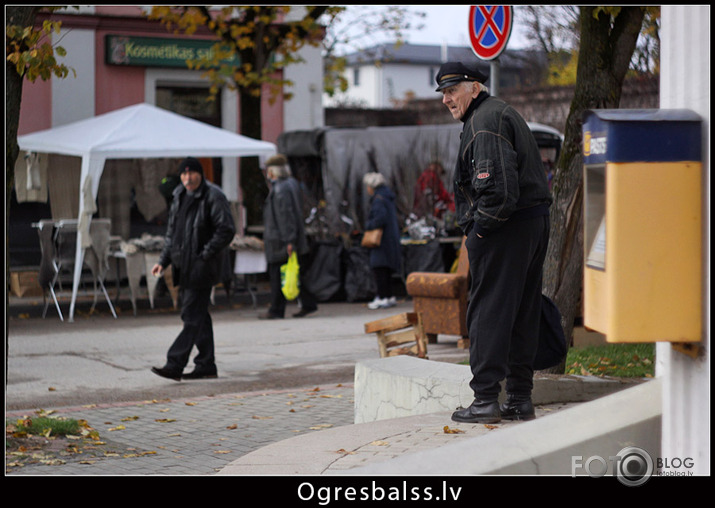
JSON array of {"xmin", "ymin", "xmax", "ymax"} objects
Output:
[
  {"xmin": 6, "ymin": 6, "xmax": 39, "ymax": 378},
  {"xmin": 542, "ymin": 7, "xmax": 645, "ymax": 370},
  {"xmin": 238, "ymin": 89, "xmax": 269, "ymax": 228}
]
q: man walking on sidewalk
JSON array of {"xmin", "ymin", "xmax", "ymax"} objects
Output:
[{"xmin": 150, "ymin": 157, "xmax": 235, "ymax": 381}]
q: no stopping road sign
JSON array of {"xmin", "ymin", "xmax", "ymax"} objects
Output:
[{"xmin": 468, "ymin": 5, "xmax": 513, "ymax": 60}]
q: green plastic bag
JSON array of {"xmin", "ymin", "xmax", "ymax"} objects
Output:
[{"xmin": 280, "ymin": 252, "xmax": 300, "ymax": 301}]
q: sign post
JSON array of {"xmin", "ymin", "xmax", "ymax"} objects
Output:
[{"xmin": 468, "ymin": 5, "xmax": 513, "ymax": 97}]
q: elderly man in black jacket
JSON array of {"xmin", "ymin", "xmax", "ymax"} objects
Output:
[
  {"xmin": 151, "ymin": 157, "xmax": 235, "ymax": 381},
  {"xmin": 259, "ymin": 154, "xmax": 318, "ymax": 320},
  {"xmin": 437, "ymin": 62, "xmax": 553, "ymax": 423}
]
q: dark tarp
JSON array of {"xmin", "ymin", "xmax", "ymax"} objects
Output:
[{"xmin": 278, "ymin": 124, "xmax": 462, "ymax": 236}]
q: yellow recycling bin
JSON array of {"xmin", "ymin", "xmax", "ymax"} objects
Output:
[{"xmin": 582, "ymin": 109, "xmax": 702, "ymax": 343}]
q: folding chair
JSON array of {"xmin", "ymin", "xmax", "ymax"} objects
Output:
[
  {"xmin": 36, "ymin": 220, "xmax": 63, "ymax": 319},
  {"xmin": 40, "ymin": 219, "xmax": 117, "ymax": 320}
]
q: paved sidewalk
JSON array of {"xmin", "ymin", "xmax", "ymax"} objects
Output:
[
  {"xmin": 6, "ymin": 383, "xmax": 355, "ymax": 475},
  {"xmin": 218, "ymin": 400, "xmax": 580, "ymax": 475}
]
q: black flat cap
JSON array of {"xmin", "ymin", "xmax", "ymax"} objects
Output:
[{"xmin": 435, "ymin": 61, "xmax": 488, "ymax": 91}]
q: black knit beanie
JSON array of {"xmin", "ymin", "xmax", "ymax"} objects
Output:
[{"xmin": 178, "ymin": 157, "xmax": 203, "ymax": 175}]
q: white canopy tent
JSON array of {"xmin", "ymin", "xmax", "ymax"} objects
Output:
[{"xmin": 17, "ymin": 102, "xmax": 276, "ymax": 321}]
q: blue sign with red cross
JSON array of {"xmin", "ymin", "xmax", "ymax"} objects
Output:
[{"xmin": 468, "ymin": 5, "xmax": 513, "ymax": 61}]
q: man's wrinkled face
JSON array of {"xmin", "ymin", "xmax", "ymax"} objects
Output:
[
  {"xmin": 441, "ymin": 81, "xmax": 480, "ymax": 120},
  {"xmin": 181, "ymin": 170, "xmax": 203, "ymax": 192}
]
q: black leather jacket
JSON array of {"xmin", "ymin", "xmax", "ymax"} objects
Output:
[
  {"xmin": 159, "ymin": 179, "xmax": 235, "ymax": 288},
  {"xmin": 454, "ymin": 92, "xmax": 552, "ymax": 236}
]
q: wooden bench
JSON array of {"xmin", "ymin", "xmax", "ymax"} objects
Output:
[{"xmin": 364, "ymin": 312, "xmax": 428, "ymax": 359}]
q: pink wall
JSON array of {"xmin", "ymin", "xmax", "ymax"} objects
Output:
[
  {"xmin": 94, "ymin": 30, "xmax": 146, "ymax": 114},
  {"xmin": 18, "ymin": 78, "xmax": 52, "ymax": 135},
  {"xmin": 261, "ymin": 82, "xmax": 285, "ymax": 144},
  {"xmin": 17, "ymin": 10, "xmax": 284, "ymax": 140}
]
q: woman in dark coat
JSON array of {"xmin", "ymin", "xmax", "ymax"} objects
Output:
[{"xmin": 363, "ymin": 172, "xmax": 402, "ymax": 309}]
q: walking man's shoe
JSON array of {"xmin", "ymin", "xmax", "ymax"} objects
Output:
[
  {"xmin": 182, "ymin": 369, "xmax": 218, "ymax": 380},
  {"xmin": 500, "ymin": 396, "xmax": 536, "ymax": 421},
  {"xmin": 151, "ymin": 366, "xmax": 182, "ymax": 381},
  {"xmin": 451, "ymin": 399, "xmax": 501, "ymax": 424}
]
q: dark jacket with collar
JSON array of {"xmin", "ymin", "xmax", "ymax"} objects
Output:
[
  {"xmin": 454, "ymin": 92, "xmax": 552, "ymax": 236},
  {"xmin": 365, "ymin": 184, "xmax": 402, "ymax": 272},
  {"xmin": 159, "ymin": 179, "xmax": 235, "ymax": 288},
  {"xmin": 263, "ymin": 176, "xmax": 310, "ymax": 264}
]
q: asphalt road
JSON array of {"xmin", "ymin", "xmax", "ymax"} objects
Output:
[{"xmin": 6, "ymin": 294, "xmax": 469, "ymax": 412}]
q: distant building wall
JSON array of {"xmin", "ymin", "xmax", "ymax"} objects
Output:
[{"xmin": 327, "ymin": 76, "xmax": 660, "ymax": 133}]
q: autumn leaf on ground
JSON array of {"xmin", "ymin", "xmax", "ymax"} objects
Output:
[
  {"xmin": 320, "ymin": 394, "xmax": 342, "ymax": 398},
  {"xmin": 310, "ymin": 424, "xmax": 333, "ymax": 430},
  {"xmin": 108, "ymin": 425, "xmax": 126, "ymax": 431},
  {"xmin": 155, "ymin": 418, "xmax": 176, "ymax": 423},
  {"xmin": 226, "ymin": 424, "xmax": 238, "ymax": 429},
  {"xmin": 483, "ymin": 424, "xmax": 499, "ymax": 430},
  {"xmin": 336, "ymin": 448, "xmax": 356, "ymax": 454},
  {"xmin": 443, "ymin": 425, "xmax": 464, "ymax": 434},
  {"xmin": 370, "ymin": 440, "xmax": 389, "ymax": 446},
  {"xmin": 185, "ymin": 402, "xmax": 197, "ymax": 406},
  {"xmin": 252, "ymin": 415, "xmax": 272, "ymax": 420},
  {"xmin": 121, "ymin": 416, "xmax": 139, "ymax": 421}
]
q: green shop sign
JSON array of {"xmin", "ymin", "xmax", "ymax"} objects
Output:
[{"xmin": 106, "ymin": 35, "xmax": 240, "ymax": 68}]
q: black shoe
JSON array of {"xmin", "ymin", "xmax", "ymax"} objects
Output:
[
  {"xmin": 151, "ymin": 366, "xmax": 182, "ymax": 381},
  {"xmin": 451, "ymin": 399, "xmax": 501, "ymax": 424},
  {"xmin": 182, "ymin": 369, "xmax": 218, "ymax": 380},
  {"xmin": 258, "ymin": 312, "xmax": 283, "ymax": 320},
  {"xmin": 292, "ymin": 308, "xmax": 317, "ymax": 318},
  {"xmin": 500, "ymin": 396, "xmax": 536, "ymax": 421}
]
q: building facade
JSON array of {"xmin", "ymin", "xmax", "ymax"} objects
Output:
[
  {"xmin": 17, "ymin": 6, "xmax": 325, "ymax": 202},
  {"xmin": 12, "ymin": 6, "xmax": 324, "ymax": 266},
  {"xmin": 324, "ymin": 42, "xmax": 545, "ymax": 109}
]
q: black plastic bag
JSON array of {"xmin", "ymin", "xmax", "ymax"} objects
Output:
[
  {"xmin": 345, "ymin": 246, "xmax": 376, "ymax": 302},
  {"xmin": 304, "ymin": 241, "xmax": 343, "ymax": 301},
  {"xmin": 534, "ymin": 295, "xmax": 568, "ymax": 370}
]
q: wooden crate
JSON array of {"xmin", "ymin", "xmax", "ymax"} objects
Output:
[
  {"xmin": 10, "ymin": 269, "xmax": 43, "ymax": 298},
  {"xmin": 364, "ymin": 312, "xmax": 428, "ymax": 359}
]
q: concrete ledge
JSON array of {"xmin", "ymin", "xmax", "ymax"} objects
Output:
[
  {"xmin": 346, "ymin": 377, "xmax": 662, "ymax": 475},
  {"xmin": 355, "ymin": 356, "xmax": 643, "ymax": 424}
]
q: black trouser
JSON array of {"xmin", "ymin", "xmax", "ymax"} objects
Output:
[
  {"xmin": 465, "ymin": 215, "xmax": 549, "ymax": 401},
  {"xmin": 372, "ymin": 266, "xmax": 393, "ymax": 299},
  {"xmin": 166, "ymin": 286, "xmax": 215, "ymax": 372},
  {"xmin": 267, "ymin": 253, "xmax": 317, "ymax": 317}
]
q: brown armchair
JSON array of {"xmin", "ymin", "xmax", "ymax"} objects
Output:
[{"xmin": 405, "ymin": 237, "xmax": 469, "ymax": 346}]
